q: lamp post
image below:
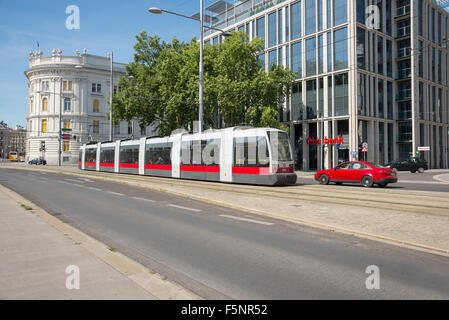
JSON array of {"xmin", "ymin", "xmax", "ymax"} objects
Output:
[
  {"xmin": 108, "ymin": 52, "xmax": 114, "ymax": 141},
  {"xmin": 149, "ymin": 4, "xmax": 231, "ymax": 133}
]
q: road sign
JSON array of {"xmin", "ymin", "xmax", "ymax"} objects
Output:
[
  {"xmin": 336, "ymin": 144, "xmax": 340, "ymax": 150},
  {"xmin": 61, "ymin": 134, "xmax": 71, "ymax": 140},
  {"xmin": 361, "ymin": 146, "xmax": 368, "ymax": 152},
  {"xmin": 362, "ymin": 142, "xmax": 368, "ymax": 148},
  {"xmin": 350, "ymin": 151, "xmax": 358, "ymax": 155},
  {"xmin": 417, "ymin": 146, "xmax": 430, "ymax": 151},
  {"xmin": 61, "ymin": 128, "xmax": 72, "ymax": 132}
]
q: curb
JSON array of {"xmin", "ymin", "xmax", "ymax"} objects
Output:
[
  {"xmin": 0, "ymin": 183, "xmax": 201, "ymax": 300},
  {"xmin": 3, "ymin": 166, "xmax": 449, "ymax": 258}
]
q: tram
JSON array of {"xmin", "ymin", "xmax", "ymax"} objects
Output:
[{"xmin": 79, "ymin": 127, "xmax": 297, "ymax": 186}]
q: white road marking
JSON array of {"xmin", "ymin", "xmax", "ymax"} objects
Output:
[
  {"xmin": 219, "ymin": 215, "xmax": 274, "ymax": 226},
  {"xmin": 40, "ymin": 172, "xmax": 47, "ymax": 175},
  {"xmin": 80, "ymin": 178, "xmax": 93, "ymax": 182},
  {"xmin": 72, "ymin": 183, "xmax": 85, "ymax": 188},
  {"xmin": 105, "ymin": 191, "xmax": 124, "ymax": 196},
  {"xmin": 132, "ymin": 196, "xmax": 155, "ymax": 202},
  {"xmin": 65, "ymin": 178, "xmax": 84, "ymax": 183},
  {"xmin": 167, "ymin": 204, "xmax": 202, "ymax": 212},
  {"xmin": 88, "ymin": 187, "xmax": 102, "ymax": 191}
]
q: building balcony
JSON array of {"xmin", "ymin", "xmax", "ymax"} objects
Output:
[
  {"xmin": 396, "ymin": 90, "xmax": 412, "ymax": 101},
  {"xmin": 397, "ymin": 68, "xmax": 412, "ymax": 80},
  {"xmin": 397, "ymin": 47, "xmax": 412, "ymax": 59},
  {"xmin": 395, "ymin": 5, "xmax": 411, "ymax": 19},
  {"xmin": 396, "ymin": 27, "xmax": 411, "ymax": 39},
  {"xmin": 397, "ymin": 111, "xmax": 412, "ymax": 120}
]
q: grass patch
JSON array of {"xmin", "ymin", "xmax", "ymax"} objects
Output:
[
  {"xmin": 74, "ymin": 242, "xmax": 82, "ymax": 245},
  {"xmin": 21, "ymin": 204, "xmax": 33, "ymax": 211},
  {"xmin": 149, "ymin": 270, "xmax": 156, "ymax": 275},
  {"xmin": 108, "ymin": 247, "xmax": 117, "ymax": 252}
]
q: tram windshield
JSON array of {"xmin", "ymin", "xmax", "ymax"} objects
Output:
[{"xmin": 268, "ymin": 131, "xmax": 293, "ymax": 162}]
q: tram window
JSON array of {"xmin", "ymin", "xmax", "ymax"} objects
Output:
[
  {"xmin": 192, "ymin": 140, "xmax": 204, "ymax": 165},
  {"xmin": 79, "ymin": 151, "xmax": 82, "ymax": 163},
  {"xmin": 145, "ymin": 143, "xmax": 172, "ymax": 165},
  {"xmin": 85, "ymin": 148, "xmax": 96, "ymax": 163},
  {"xmin": 233, "ymin": 136, "xmax": 270, "ymax": 167},
  {"xmin": 100, "ymin": 148, "xmax": 115, "ymax": 163},
  {"xmin": 268, "ymin": 131, "xmax": 293, "ymax": 162},
  {"xmin": 203, "ymin": 139, "xmax": 220, "ymax": 165},
  {"xmin": 181, "ymin": 141, "xmax": 192, "ymax": 165},
  {"xmin": 120, "ymin": 145, "xmax": 139, "ymax": 164}
]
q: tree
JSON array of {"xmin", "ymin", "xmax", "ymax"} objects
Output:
[{"xmin": 113, "ymin": 31, "xmax": 294, "ymax": 135}]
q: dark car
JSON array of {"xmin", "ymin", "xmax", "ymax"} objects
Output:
[
  {"xmin": 386, "ymin": 157, "xmax": 428, "ymax": 173},
  {"xmin": 28, "ymin": 158, "xmax": 47, "ymax": 165},
  {"xmin": 315, "ymin": 161, "xmax": 398, "ymax": 188}
]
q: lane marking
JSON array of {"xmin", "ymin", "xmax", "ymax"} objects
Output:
[
  {"xmin": 88, "ymin": 187, "xmax": 102, "ymax": 191},
  {"xmin": 40, "ymin": 172, "xmax": 47, "ymax": 175},
  {"xmin": 132, "ymin": 196, "xmax": 155, "ymax": 202},
  {"xmin": 105, "ymin": 191, "xmax": 124, "ymax": 196},
  {"xmin": 167, "ymin": 204, "xmax": 202, "ymax": 212},
  {"xmin": 65, "ymin": 178, "xmax": 84, "ymax": 183},
  {"xmin": 80, "ymin": 178, "xmax": 93, "ymax": 182},
  {"xmin": 72, "ymin": 183, "xmax": 85, "ymax": 188},
  {"xmin": 219, "ymin": 214, "xmax": 274, "ymax": 226}
]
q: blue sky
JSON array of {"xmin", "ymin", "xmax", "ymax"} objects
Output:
[{"xmin": 0, "ymin": 0, "xmax": 210, "ymax": 127}]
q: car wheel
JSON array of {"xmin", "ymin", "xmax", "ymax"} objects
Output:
[
  {"xmin": 378, "ymin": 183, "xmax": 388, "ymax": 188},
  {"xmin": 418, "ymin": 167, "xmax": 424, "ymax": 173},
  {"xmin": 410, "ymin": 170, "xmax": 416, "ymax": 173},
  {"xmin": 362, "ymin": 176, "xmax": 374, "ymax": 188},
  {"xmin": 319, "ymin": 174, "xmax": 329, "ymax": 185}
]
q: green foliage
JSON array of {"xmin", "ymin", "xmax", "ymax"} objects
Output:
[{"xmin": 113, "ymin": 31, "xmax": 294, "ymax": 135}]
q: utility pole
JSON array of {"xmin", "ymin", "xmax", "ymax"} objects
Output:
[
  {"xmin": 59, "ymin": 78, "xmax": 62, "ymax": 166},
  {"xmin": 109, "ymin": 51, "xmax": 114, "ymax": 141},
  {"xmin": 198, "ymin": 0, "xmax": 204, "ymax": 133}
]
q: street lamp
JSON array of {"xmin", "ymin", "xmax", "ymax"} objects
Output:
[{"xmin": 148, "ymin": 3, "xmax": 231, "ymax": 133}]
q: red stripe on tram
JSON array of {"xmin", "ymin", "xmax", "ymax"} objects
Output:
[
  {"xmin": 180, "ymin": 165, "xmax": 220, "ymax": 173},
  {"xmin": 232, "ymin": 167, "xmax": 271, "ymax": 175},
  {"xmin": 119, "ymin": 163, "xmax": 139, "ymax": 169},
  {"xmin": 100, "ymin": 163, "xmax": 114, "ymax": 167},
  {"xmin": 85, "ymin": 162, "xmax": 96, "ymax": 166},
  {"xmin": 144, "ymin": 164, "xmax": 172, "ymax": 171}
]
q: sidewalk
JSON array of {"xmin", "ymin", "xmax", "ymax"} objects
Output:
[{"xmin": 0, "ymin": 184, "xmax": 198, "ymax": 300}]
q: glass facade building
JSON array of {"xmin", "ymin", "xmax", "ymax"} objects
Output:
[{"xmin": 202, "ymin": 0, "xmax": 449, "ymax": 169}]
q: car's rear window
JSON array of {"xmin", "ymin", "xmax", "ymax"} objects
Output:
[{"xmin": 368, "ymin": 163, "xmax": 385, "ymax": 168}]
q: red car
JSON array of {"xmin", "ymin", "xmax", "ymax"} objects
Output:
[{"xmin": 315, "ymin": 161, "xmax": 398, "ymax": 188}]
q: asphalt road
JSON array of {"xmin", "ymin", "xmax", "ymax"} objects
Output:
[
  {"xmin": 298, "ymin": 171, "xmax": 449, "ymax": 193},
  {"xmin": 1, "ymin": 168, "xmax": 449, "ymax": 299}
]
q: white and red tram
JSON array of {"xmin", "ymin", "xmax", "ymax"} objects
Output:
[{"xmin": 79, "ymin": 127, "xmax": 297, "ymax": 186}]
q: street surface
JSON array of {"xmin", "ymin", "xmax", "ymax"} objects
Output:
[{"xmin": 1, "ymin": 168, "xmax": 449, "ymax": 299}]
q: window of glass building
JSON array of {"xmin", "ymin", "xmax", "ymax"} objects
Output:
[
  {"xmin": 388, "ymin": 123, "xmax": 393, "ymax": 162},
  {"xmin": 334, "ymin": 73, "xmax": 348, "ymax": 116},
  {"xmin": 285, "ymin": 6, "xmax": 289, "ymax": 41},
  {"xmin": 268, "ymin": 12, "xmax": 277, "ymax": 48},
  {"xmin": 418, "ymin": 0, "xmax": 423, "ymax": 36},
  {"xmin": 333, "ymin": 0, "xmax": 347, "ymax": 26},
  {"xmin": 291, "ymin": 41, "xmax": 302, "ymax": 78},
  {"xmin": 306, "ymin": 37, "xmax": 317, "ymax": 76},
  {"xmin": 278, "ymin": 9, "xmax": 283, "ymax": 44},
  {"xmin": 291, "ymin": 82, "xmax": 303, "ymax": 121},
  {"xmin": 318, "ymin": 34, "xmax": 323, "ymax": 74},
  {"xmin": 357, "ymin": 73, "xmax": 366, "ymax": 116},
  {"xmin": 327, "ymin": 32, "xmax": 332, "ymax": 72},
  {"xmin": 334, "ymin": 27, "xmax": 348, "ymax": 71},
  {"xmin": 376, "ymin": 0, "xmax": 382, "ymax": 31},
  {"xmin": 419, "ymin": 82, "xmax": 423, "ymax": 119},
  {"xmin": 378, "ymin": 79, "xmax": 384, "ymax": 118},
  {"xmin": 317, "ymin": 0, "xmax": 323, "ymax": 31},
  {"xmin": 398, "ymin": 122, "xmax": 412, "ymax": 143},
  {"xmin": 318, "ymin": 78, "xmax": 324, "ymax": 118},
  {"xmin": 305, "ymin": 0, "xmax": 316, "ymax": 35},
  {"xmin": 386, "ymin": 0, "xmax": 392, "ymax": 35},
  {"xmin": 379, "ymin": 122, "xmax": 385, "ymax": 164},
  {"xmin": 269, "ymin": 49, "xmax": 277, "ymax": 69},
  {"xmin": 306, "ymin": 79, "xmax": 317, "ymax": 119},
  {"xmin": 377, "ymin": 35, "xmax": 383, "ymax": 75},
  {"xmin": 356, "ymin": 0, "xmax": 364, "ymax": 24},
  {"xmin": 386, "ymin": 40, "xmax": 392, "ymax": 77},
  {"xmin": 328, "ymin": 76, "xmax": 333, "ymax": 116},
  {"xmin": 418, "ymin": 41, "xmax": 423, "ymax": 77},
  {"xmin": 279, "ymin": 46, "xmax": 284, "ymax": 66},
  {"xmin": 357, "ymin": 28, "xmax": 365, "ymax": 69},
  {"xmin": 327, "ymin": 0, "xmax": 332, "ymax": 28},
  {"xmin": 291, "ymin": 1, "xmax": 301, "ymax": 40},
  {"xmin": 387, "ymin": 81, "xmax": 393, "ymax": 119},
  {"xmin": 258, "ymin": 53, "xmax": 265, "ymax": 70},
  {"xmin": 257, "ymin": 16, "xmax": 265, "ymax": 47}
]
